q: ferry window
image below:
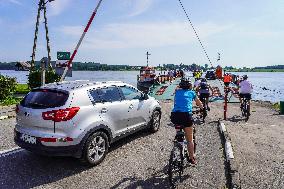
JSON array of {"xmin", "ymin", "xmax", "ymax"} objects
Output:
[
  {"xmin": 91, "ymin": 87, "xmax": 122, "ymax": 103},
  {"xmin": 120, "ymin": 86, "xmax": 141, "ymax": 100}
]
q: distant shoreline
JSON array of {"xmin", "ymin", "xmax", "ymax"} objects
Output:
[
  {"xmin": 1, "ymin": 69, "xmax": 284, "ymax": 72},
  {"xmin": 225, "ymin": 69, "xmax": 284, "ymax": 73}
]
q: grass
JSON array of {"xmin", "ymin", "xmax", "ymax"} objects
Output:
[
  {"xmin": 15, "ymin": 84, "xmax": 30, "ymax": 94},
  {"xmin": 0, "ymin": 83, "xmax": 28, "ymax": 106},
  {"xmin": 272, "ymin": 102, "xmax": 280, "ymax": 111},
  {"xmin": 0, "ymin": 97, "xmax": 22, "ymax": 106}
]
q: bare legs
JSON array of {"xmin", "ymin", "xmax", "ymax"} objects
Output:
[{"xmin": 184, "ymin": 127, "xmax": 195, "ymax": 163}]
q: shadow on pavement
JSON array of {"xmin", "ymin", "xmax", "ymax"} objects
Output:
[
  {"xmin": 0, "ymin": 151, "xmax": 87, "ymax": 189},
  {"xmin": 110, "ymin": 164, "xmax": 191, "ymax": 189},
  {"xmin": 227, "ymin": 115, "xmax": 245, "ymax": 123},
  {"xmin": 0, "ymin": 129, "xmax": 154, "ymax": 189}
]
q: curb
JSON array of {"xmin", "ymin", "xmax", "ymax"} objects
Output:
[{"xmin": 218, "ymin": 120, "xmax": 240, "ymax": 189}]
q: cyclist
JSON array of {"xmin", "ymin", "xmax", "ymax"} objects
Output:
[
  {"xmin": 238, "ymin": 75, "xmax": 253, "ymax": 114},
  {"xmin": 223, "ymin": 73, "xmax": 232, "ymax": 87},
  {"xmin": 196, "ymin": 78, "xmax": 214, "ymax": 111},
  {"xmin": 193, "ymin": 78, "xmax": 201, "ymax": 91},
  {"xmin": 171, "ymin": 78, "xmax": 203, "ymax": 165}
]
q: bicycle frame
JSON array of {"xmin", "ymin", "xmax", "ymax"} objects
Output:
[
  {"xmin": 199, "ymin": 96, "xmax": 208, "ymax": 122},
  {"xmin": 168, "ymin": 124, "xmax": 197, "ymax": 187}
]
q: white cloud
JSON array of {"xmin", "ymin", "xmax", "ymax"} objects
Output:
[
  {"xmin": 122, "ymin": 0, "xmax": 153, "ymax": 17},
  {"xmin": 8, "ymin": 0, "xmax": 23, "ymax": 5},
  {"xmin": 58, "ymin": 21, "xmax": 233, "ymax": 50},
  {"xmin": 48, "ymin": 0, "xmax": 72, "ymax": 16}
]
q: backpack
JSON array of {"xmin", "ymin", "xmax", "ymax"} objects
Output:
[{"xmin": 200, "ymin": 82, "xmax": 208, "ymax": 89}]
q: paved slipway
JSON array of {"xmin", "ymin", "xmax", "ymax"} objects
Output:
[
  {"xmin": 222, "ymin": 102, "xmax": 284, "ymax": 189},
  {"xmin": 0, "ymin": 101, "xmax": 283, "ymax": 189}
]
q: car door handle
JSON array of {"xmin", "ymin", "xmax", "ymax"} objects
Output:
[
  {"xmin": 101, "ymin": 108, "xmax": 108, "ymax": 113},
  {"xmin": 129, "ymin": 104, "xmax": 134, "ymax": 109}
]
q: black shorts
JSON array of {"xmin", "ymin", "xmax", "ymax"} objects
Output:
[
  {"xmin": 199, "ymin": 93, "xmax": 209, "ymax": 100},
  {"xmin": 170, "ymin": 112, "xmax": 193, "ymax": 127},
  {"xmin": 239, "ymin": 93, "xmax": 252, "ymax": 100}
]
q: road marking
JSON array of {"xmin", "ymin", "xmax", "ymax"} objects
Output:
[
  {"xmin": 0, "ymin": 115, "xmax": 8, "ymax": 120},
  {"xmin": 0, "ymin": 147, "xmax": 24, "ymax": 158}
]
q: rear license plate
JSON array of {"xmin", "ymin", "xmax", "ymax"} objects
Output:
[{"xmin": 20, "ymin": 133, "xmax": 36, "ymax": 144}]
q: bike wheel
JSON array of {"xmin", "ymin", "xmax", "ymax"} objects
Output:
[
  {"xmin": 245, "ymin": 103, "xmax": 250, "ymax": 121},
  {"xmin": 168, "ymin": 144, "xmax": 183, "ymax": 187},
  {"xmin": 241, "ymin": 102, "xmax": 245, "ymax": 117},
  {"xmin": 201, "ymin": 98, "xmax": 207, "ymax": 122},
  {"xmin": 202, "ymin": 108, "xmax": 207, "ymax": 122}
]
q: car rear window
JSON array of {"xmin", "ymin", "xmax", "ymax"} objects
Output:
[{"xmin": 21, "ymin": 89, "xmax": 69, "ymax": 109}]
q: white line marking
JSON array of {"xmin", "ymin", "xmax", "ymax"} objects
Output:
[
  {"xmin": 0, "ymin": 147, "xmax": 24, "ymax": 158},
  {"xmin": 0, "ymin": 116, "xmax": 8, "ymax": 120}
]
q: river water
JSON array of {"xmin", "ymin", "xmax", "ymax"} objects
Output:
[{"xmin": 0, "ymin": 70, "xmax": 283, "ymax": 102}]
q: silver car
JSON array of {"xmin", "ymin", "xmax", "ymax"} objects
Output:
[{"xmin": 14, "ymin": 80, "xmax": 161, "ymax": 166}]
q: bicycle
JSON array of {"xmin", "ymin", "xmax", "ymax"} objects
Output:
[
  {"xmin": 199, "ymin": 96, "xmax": 208, "ymax": 122},
  {"xmin": 168, "ymin": 124, "xmax": 196, "ymax": 188},
  {"xmin": 240, "ymin": 97, "xmax": 250, "ymax": 121}
]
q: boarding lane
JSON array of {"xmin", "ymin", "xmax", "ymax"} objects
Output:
[{"xmin": 0, "ymin": 102, "xmax": 228, "ymax": 189}]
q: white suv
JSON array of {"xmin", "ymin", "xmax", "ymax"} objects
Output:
[{"xmin": 14, "ymin": 80, "xmax": 161, "ymax": 166}]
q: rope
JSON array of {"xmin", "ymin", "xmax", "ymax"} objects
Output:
[
  {"xmin": 177, "ymin": 0, "xmax": 225, "ymax": 90},
  {"xmin": 177, "ymin": 0, "xmax": 213, "ymax": 67}
]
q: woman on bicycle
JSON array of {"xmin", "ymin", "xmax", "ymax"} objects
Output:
[
  {"xmin": 195, "ymin": 78, "xmax": 214, "ymax": 111},
  {"xmin": 171, "ymin": 78, "xmax": 203, "ymax": 164}
]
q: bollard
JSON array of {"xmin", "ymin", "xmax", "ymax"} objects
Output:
[{"xmin": 280, "ymin": 101, "xmax": 284, "ymax": 115}]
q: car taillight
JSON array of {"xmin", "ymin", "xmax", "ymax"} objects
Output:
[{"xmin": 42, "ymin": 107, "xmax": 80, "ymax": 122}]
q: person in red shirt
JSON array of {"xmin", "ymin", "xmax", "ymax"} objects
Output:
[{"xmin": 223, "ymin": 73, "xmax": 232, "ymax": 87}]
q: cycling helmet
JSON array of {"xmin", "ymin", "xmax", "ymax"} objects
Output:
[
  {"xmin": 201, "ymin": 78, "xmax": 207, "ymax": 82},
  {"xmin": 179, "ymin": 78, "xmax": 192, "ymax": 89},
  {"xmin": 243, "ymin": 75, "xmax": 248, "ymax": 80}
]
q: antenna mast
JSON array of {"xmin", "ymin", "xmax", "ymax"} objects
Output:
[{"xmin": 146, "ymin": 51, "xmax": 151, "ymax": 66}]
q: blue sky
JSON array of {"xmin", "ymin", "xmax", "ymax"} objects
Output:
[{"xmin": 0, "ymin": 0, "xmax": 284, "ymax": 68}]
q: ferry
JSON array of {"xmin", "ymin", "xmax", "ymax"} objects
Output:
[{"xmin": 137, "ymin": 66, "xmax": 156, "ymax": 92}]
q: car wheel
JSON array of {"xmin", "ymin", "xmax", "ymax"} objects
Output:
[
  {"xmin": 81, "ymin": 131, "xmax": 109, "ymax": 166},
  {"xmin": 149, "ymin": 110, "xmax": 161, "ymax": 133}
]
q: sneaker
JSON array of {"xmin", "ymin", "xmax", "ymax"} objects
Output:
[{"xmin": 207, "ymin": 106, "xmax": 210, "ymax": 111}]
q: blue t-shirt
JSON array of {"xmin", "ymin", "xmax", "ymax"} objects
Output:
[{"xmin": 172, "ymin": 89, "xmax": 196, "ymax": 113}]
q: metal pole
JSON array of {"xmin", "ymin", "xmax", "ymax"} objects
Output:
[
  {"xmin": 146, "ymin": 51, "xmax": 151, "ymax": 67},
  {"xmin": 224, "ymin": 87, "xmax": 228, "ymax": 120},
  {"xmin": 60, "ymin": 0, "xmax": 103, "ymax": 82},
  {"xmin": 43, "ymin": 3, "xmax": 52, "ymax": 69},
  {"xmin": 41, "ymin": 59, "xmax": 46, "ymax": 86},
  {"xmin": 31, "ymin": 0, "xmax": 44, "ymax": 68}
]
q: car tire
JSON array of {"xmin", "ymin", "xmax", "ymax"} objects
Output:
[
  {"xmin": 80, "ymin": 131, "xmax": 109, "ymax": 166},
  {"xmin": 149, "ymin": 110, "xmax": 161, "ymax": 133}
]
